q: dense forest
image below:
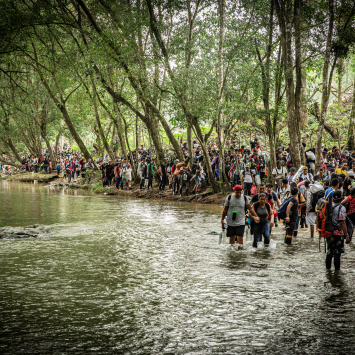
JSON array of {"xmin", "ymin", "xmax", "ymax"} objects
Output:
[{"xmin": 1, "ymin": 0, "xmax": 355, "ymax": 192}]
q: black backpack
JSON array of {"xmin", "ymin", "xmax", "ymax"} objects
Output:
[{"xmin": 311, "ymin": 190, "xmax": 325, "ymax": 211}]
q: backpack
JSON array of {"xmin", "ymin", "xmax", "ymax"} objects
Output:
[
  {"xmin": 277, "ymin": 197, "xmax": 293, "ymax": 220},
  {"xmin": 316, "ymin": 198, "xmax": 334, "ymax": 238},
  {"xmin": 311, "ymin": 190, "xmax": 325, "ymax": 211},
  {"xmin": 227, "ymin": 194, "xmax": 249, "ymax": 214}
]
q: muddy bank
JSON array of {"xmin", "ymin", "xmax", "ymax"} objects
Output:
[
  {"xmin": 103, "ymin": 186, "xmax": 228, "ymax": 205},
  {"xmin": 49, "ymin": 179, "xmax": 229, "ymax": 206}
]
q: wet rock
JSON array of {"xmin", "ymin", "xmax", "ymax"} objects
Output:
[{"xmin": 0, "ymin": 225, "xmax": 52, "ymax": 240}]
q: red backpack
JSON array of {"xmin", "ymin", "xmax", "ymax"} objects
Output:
[{"xmin": 316, "ymin": 198, "xmax": 334, "ymax": 238}]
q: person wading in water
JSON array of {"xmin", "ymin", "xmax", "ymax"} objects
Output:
[{"xmin": 221, "ymin": 185, "xmax": 259, "ymax": 250}]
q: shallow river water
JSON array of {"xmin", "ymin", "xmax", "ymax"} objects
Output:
[{"xmin": 1, "ymin": 181, "xmax": 355, "ymax": 354}]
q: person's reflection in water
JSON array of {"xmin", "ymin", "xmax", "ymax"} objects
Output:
[{"xmin": 324, "ymin": 270, "xmax": 347, "ymax": 295}]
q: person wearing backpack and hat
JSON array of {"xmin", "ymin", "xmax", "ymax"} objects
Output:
[
  {"xmin": 314, "ymin": 166, "xmax": 327, "ymax": 184},
  {"xmin": 326, "ymin": 190, "xmax": 350, "ymax": 270},
  {"xmin": 221, "ymin": 185, "xmax": 259, "ymax": 250},
  {"xmin": 299, "ymin": 166, "xmax": 313, "ymax": 182}
]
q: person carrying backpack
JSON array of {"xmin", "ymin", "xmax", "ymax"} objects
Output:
[
  {"xmin": 278, "ymin": 187, "xmax": 299, "ymax": 244},
  {"xmin": 325, "ymin": 190, "xmax": 350, "ymax": 270},
  {"xmin": 305, "ymin": 183, "xmax": 324, "ymax": 239},
  {"xmin": 146, "ymin": 158, "xmax": 156, "ymax": 191},
  {"xmin": 221, "ymin": 185, "xmax": 259, "ymax": 249},
  {"xmin": 250, "ymin": 193, "xmax": 274, "ymax": 248},
  {"xmin": 180, "ymin": 166, "xmax": 192, "ymax": 197},
  {"xmin": 324, "ymin": 178, "xmax": 339, "ymax": 201}
]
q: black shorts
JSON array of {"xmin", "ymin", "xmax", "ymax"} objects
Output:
[{"xmin": 226, "ymin": 225, "xmax": 245, "ymax": 237}]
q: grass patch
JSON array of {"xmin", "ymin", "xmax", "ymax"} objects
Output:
[{"xmin": 92, "ymin": 182, "xmax": 106, "ymax": 193}]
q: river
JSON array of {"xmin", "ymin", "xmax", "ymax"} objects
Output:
[{"xmin": 1, "ymin": 181, "xmax": 355, "ymax": 354}]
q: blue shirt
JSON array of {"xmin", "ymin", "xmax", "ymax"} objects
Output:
[{"xmin": 324, "ymin": 187, "xmax": 335, "ymax": 201}]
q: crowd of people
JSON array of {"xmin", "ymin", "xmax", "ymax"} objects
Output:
[
  {"xmin": 3, "ymin": 137, "xmax": 355, "ymax": 271},
  {"xmin": 221, "ymin": 143, "xmax": 355, "ymax": 271}
]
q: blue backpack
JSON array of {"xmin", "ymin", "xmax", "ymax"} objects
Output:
[{"xmin": 277, "ymin": 197, "xmax": 292, "ymax": 220}]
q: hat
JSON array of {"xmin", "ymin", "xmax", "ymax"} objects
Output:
[
  {"xmin": 348, "ymin": 171, "xmax": 355, "ymax": 177},
  {"xmin": 127, "ymin": 163, "xmax": 131, "ymax": 167},
  {"xmin": 233, "ymin": 185, "xmax": 243, "ymax": 191},
  {"xmin": 303, "ymin": 166, "xmax": 308, "ymax": 170},
  {"xmin": 290, "ymin": 167, "xmax": 296, "ymax": 172},
  {"xmin": 257, "ymin": 142, "xmax": 261, "ymax": 146},
  {"xmin": 283, "ymin": 151, "xmax": 288, "ymax": 156},
  {"xmin": 321, "ymin": 143, "xmax": 324, "ymax": 147},
  {"xmin": 333, "ymin": 190, "xmax": 343, "ymax": 203},
  {"xmin": 246, "ymin": 146, "xmax": 251, "ymax": 150}
]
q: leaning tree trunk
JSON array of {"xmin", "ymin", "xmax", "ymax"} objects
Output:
[
  {"xmin": 42, "ymin": 133, "xmax": 56, "ymax": 169},
  {"xmin": 6, "ymin": 137, "xmax": 22, "ymax": 163}
]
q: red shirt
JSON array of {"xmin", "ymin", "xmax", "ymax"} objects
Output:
[{"xmin": 347, "ymin": 196, "xmax": 355, "ymax": 215}]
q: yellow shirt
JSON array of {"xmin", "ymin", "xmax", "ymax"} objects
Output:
[{"xmin": 335, "ymin": 168, "xmax": 347, "ymax": 176}]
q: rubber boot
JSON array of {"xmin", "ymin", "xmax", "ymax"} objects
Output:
[
  {"xmin": 186, "ymin": 189, "xmax": 189, "ymax": 197},
  {"xmin": 293, "ymin": 230, "xmax": 298, "ymax": 237},
  {"xmin": 284, "ymin": 234, "xmax": 292, "ymax": 245},
  {"xmin": 326, "ymin": 254, "xmax": 332, "ymax": 269},
  {"xmin": 121, "ymin": 183, "xmax": 124, "ymax": 190},
  {"xmin": 334, "ymin": 254, "xmax": 341, "ymax": 270}
]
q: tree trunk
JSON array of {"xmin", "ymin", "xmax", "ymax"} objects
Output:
[
  {"xmin": 217, "ymin": 0, "xmax": 228, "ymax": 188},
  {"xmin": 0, "ymin": 156, "xmax": 22, "ymax": 168},
  {"xmin": 337, "ymin": 58, "xmax": 344, "ymax": 111},
  {"xmin": 54, "ymin": 128, "xmax": 62, "ymax": 156},
  {"xmin": 315, "ymin": 0, "xmax": 334, "ymax": 171},
  {"xmin": 5, "ymin": 137, "xmax": 22, "ymax": 163},
  {"xmin": 274, "ymin": 0, "xmax": 302, "ymax": 167},
  {"xmin": 38, "ymin": 73, "xmax": 93, "ymax": 164},
  {"xmin": 42, "ymin": 134, "xmax": 55, "ymax": 169},
  {"xmin": 91, "ymin": 78, "xmax": 115, "ymax": 160},
  {"xmin": 347, "ymin": 82, "xmax": 355, "ymax": 150},
  {"xmin": 187, "ymin": 121, "xmax": 193, "ymax": 160}
]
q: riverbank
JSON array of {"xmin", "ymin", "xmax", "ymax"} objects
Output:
[
  {"xmin": 2, "ymin": 171, "xmax": 229, "ymax": 206},
  {"xmin": 4, "ymin": 172, "xmax": 58, "ymax": 183},
  {"xmin": 52, "ymin": 178, "xmax": 228, "ymax": 206}
]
